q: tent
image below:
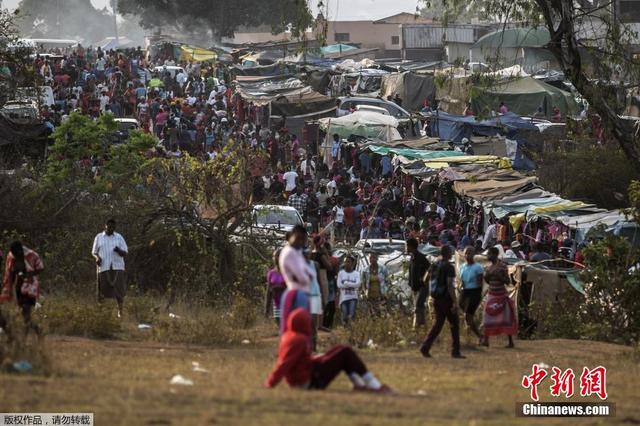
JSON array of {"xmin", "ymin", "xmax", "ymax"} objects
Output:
[
  {"xmin": 318, "ymin": 111, "xmax": 402, "ymax": 142},
  {"xmin": 472, "ymin": 27, "xmax": 550, "ymax": 50},
  {"xmin": 180, "ymin": 45, "xmax": 217, "ymax": 62},
  {"xmin": 470, "ymin": 77, "xmax": 578, "ymax": 118},
  {"xmin": 321, "ymin": 44, "xmax": 357, "ymax": 55},
  {"xmin": 379, "ymin": 72, "xmax": 436, "ymax": 112},
  {"xmin": 431, "ymin": 111, "xmax": 538, "ymax": 142},
  {"xmin": 96, "ymin": 37, "xmax": 136, "ymax": 51}
]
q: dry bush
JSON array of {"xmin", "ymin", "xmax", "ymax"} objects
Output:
[
  {"xmin": 150, "ymin": 311, "xmax": 257, "ymax": 346},
  {"xmin": 37, "ymin": 300, "xmax": 122, "ymax": 339},
  {"xmin": 0, "ymin": 308, "xmax": 52, "ymax": 375},
  {"xmin": 345, "ymin": 309, "xmax": 423, "ymax": 349}
]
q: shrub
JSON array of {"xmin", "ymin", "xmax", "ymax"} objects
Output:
[
  {"xmin": 0, "ymin": 308, "xmax": 52, "ymax": 375},
  {"xmin": 150, "ymin": 311, "xmax": 256, "ymax": 346},
  {"xmin": 345, "ymin": 309, "xmax": 421, "ymax": 349},
  {"xmin": 38, "ymin": 301, "xmax": 122, "ymax": 339},
  {"xmin": 579, "ymin": 234, "xmax": 640, "ymax": 344}
]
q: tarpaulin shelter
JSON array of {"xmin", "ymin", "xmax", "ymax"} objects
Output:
[
  {"xmin": 472, "ymin": 27, "xmax": 551, "ymax": 51},
  {"xmin": 366, "ymin": 145, "xmax": 466, "ymax": 161},
  {"xmin": 470, "ymin": 77, "xmax": 578, "ymax": 118},
  {"xmin": 0, "ymin": 113, "xmax": 49, "ymax": 161},
  {"xmin": 321, "ymin": 44, "xmax": 357, "ymax": 55},
  {"xmin": 379, "ymin": 72, "xmax": 436, "ymax": 112},
  {"xmin": 431, "ymin": 111, "xmax": 538, "ymax": 142},
  {"xmin": 470, "ymin": 27, "xmax": 557, "ymax": 72},
  {"xmin": 236, "ymin": 79, "xmax": 337, "ymax": 119},
  {"xmin": 231, "ymin": 63, "xmax": 299, "ymax": 78},
  {"xmin": 318, "ymin": 111, "xmax": 402, "ymax": 142},
  {"xmin": 180, "ymin": 45, "xmax": 217, "ymax": 62}
]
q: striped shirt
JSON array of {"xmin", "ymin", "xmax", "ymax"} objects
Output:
[{"xmin": 92, "ymin": 231, "xmax": 128, "ymax": 273}]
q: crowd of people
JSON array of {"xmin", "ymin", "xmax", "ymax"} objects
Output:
[{"xmin": 0, "ymin": 43, "xmax": 593, "ymax": 394}]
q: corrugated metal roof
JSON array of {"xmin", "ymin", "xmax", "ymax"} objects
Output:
[{"xmin": 403, "ymin": 25, "xmax": 482, "ymax": 48}]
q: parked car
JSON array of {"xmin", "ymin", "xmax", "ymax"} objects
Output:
[
  {"xmin": 0, "ymin": 100, "xmax": 40, "ymax": 124},
  {"xmin": 15, "ymin": 86, "xmax": 55, "ymax": 107},
  {"xmin": 153, "ymin": 65, "xmax": 185, "ymax": 79},
  {"xmin": 337, "ymin": 96, "xmax": 411, "ymax": 123},
  {"xmin": 234, "ymin": 205, "xmax": 311, "ymax": 245},
  {"xmin": 112, "ymin": 118, "xmax": 140, "ymax": 144},
  {"xmin": 355, "ymin": 104, "xmax": 389, "ymax": 115}
]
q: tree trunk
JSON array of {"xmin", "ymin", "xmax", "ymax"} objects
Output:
[{"xmin": 537, "ymin": 0, "xmax": 640, "ymax": 174}]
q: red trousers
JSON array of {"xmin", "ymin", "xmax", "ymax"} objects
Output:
[{"xmin": 310, "ymin": 345, "xmax": 367, "ymax": 389}]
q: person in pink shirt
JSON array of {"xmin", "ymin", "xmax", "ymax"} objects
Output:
[
  {"xmin": 278, "ymin": 225, "xmax": 311, "ymax": 334},
  {"xmin": 498, "ymin": 102, "xmax": 508, "ymax": 114}
]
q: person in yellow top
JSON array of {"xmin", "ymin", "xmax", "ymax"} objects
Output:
[{"xmin": 361, "ymin": 252, "xmax": 390, "ymax": 315}]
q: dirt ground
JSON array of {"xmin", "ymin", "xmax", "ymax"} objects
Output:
[{"xmin": 1, "ymin": 331, "xmax": 639, "ymax": 426}]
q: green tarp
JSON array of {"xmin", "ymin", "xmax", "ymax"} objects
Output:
[
  {"xmin": 472, "ymin": 27, "xmax": 550, "ymax": 50},
  {"xmin": 470, "ymin": 77, "xmax": 578, "ymax": 118},
  {"xmin": 367, "ymin": 145, "xmax": 466, "ymax": 160}
]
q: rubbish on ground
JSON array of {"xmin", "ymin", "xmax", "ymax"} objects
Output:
[
  {"xmin": 168, "ymin": 313, "xmax": 181, "ymax": 319},
  {"xmin": 538, "ymin": 362, "xmax": 550, "ymax": 369},
  {"xmin": 138, "ymin": 323, "xmax": 152, "ymax": 330},
  {"xmin": 241, "ymin": 339, "xmax": 251, "ymax": 345},
  {"xmin": 169, "ymin": 374, "xmax": 193, "ymax": 386},
  {"xmin": 192, "ymin": 361, "xmax": 209, "ymax": 373},
  {"xmin": 12, "ymin": 361, "xmax": 33, "ymax": 373}
]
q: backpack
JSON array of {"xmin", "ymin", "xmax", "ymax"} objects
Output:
[{"xmin": 429, "ymin": 261, "xmax": 448, "ymax": 298}]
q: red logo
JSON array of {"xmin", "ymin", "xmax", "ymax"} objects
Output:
[
  {"xmin": 522, "ymin": 364, "xmax": 548, "ymax": 401},
  {"xmin": 522, "ymin": 365, "xmax": 608, "ymax": 401}
]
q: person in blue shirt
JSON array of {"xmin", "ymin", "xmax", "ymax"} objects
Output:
[
  {"xmin": 380, "ymin": 154, "xmax": 392, "ymax": 177},
  {"xmin": 459, "ymin": 246, "xmax": 484, "ymax": 342}
]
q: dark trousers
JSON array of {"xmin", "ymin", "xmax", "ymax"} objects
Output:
[
  {"xmin": 310, "ymin": 345, "xmax": 367, "ymax": 389},
  {"xmin": 421, "ymin": 297, "xmax": 461, "ymax": 356},
  {"xmin": 323, "ymin": 301, "xmax": 336, "ymax": 329},
  {"xmin": 413, "ymin": 287, "xmax": 428, "ymax": 327}
]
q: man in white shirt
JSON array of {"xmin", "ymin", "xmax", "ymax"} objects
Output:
[
  {"xmin": 300, "ymin": 154, "xmax": 316, "ymax": 182},
  {"xmin": 283, "ymin": 168, "xmax": 298, "ymax": 193},
  {"xmin": 99, "ymin": 91, "xmax": 110, "ymax": 113},
  {"xmin": 92, "ymin": 219, "xmax": 128, "ymax": 318}
]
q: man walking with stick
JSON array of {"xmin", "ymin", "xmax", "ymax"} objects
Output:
[{"xmin": 92, "ymin": 219, "xmax": 128, "ymax": 318}]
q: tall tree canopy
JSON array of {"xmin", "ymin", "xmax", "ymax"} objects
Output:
[
  {"xmin": 15, "ymin": 0, "xmax": 116, "ymax": 43},
  {"xmin": 423, "ymin": 0, "xmax": 640, "ymax": 172},
  {"xmin": 118, "ymin": 0, "xmax": 313, "ymax": 42}
]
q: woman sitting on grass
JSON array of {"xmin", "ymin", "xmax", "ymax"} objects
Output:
[{"xmin": 265, "ymin": 308, "xmax": 391, "ymax": 394}]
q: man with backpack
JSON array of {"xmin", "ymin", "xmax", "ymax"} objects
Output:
[{"xmin": 420, "ymin": 245, "xmax": 464, "ymax": 358}]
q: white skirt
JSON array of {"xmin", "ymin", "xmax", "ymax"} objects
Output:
[{"xmin": 310, "ymin": 294, "xmax": 323, "ymax": 315}]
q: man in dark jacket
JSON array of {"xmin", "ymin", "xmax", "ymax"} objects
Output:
[{"xmin": 407, "ymin": 238, "xmax": 429, "ymax": 327}]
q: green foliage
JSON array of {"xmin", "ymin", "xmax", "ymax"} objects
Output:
[
  {"xmin": 39, "ymin": 301, "xmax": 122, "ymax": 339},
  {"xmin": 118, "ymin": 0, "xmax": 313, "ymax": 40},
  {"xmin": 579, "ymin": 234, "xmax": 640, "ymax": 344},
  {"xmin": 47, "ymin": 113, "xmax": 118, "ymax": 186},
  {"xmin": 536, "ymin": 142, "xmax": 639, "ymax": 209}
]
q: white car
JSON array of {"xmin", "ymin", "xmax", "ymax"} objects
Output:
[
  {"xmin": 15, "ymin": 86, "xmax": 55, "ymax": 107},
  {"xmin": 248, "ymin": 205, "xmax": 306, "ymax": 237},
  {"xmin": 354, "ymin": 238, "xmax": 412, "ymax": 301},
  {"xmin": 355, "ymin": 104, "xmax": 389, "ymax": 115},
  {"xmin": 153, "ymin": 66, "xmax": 185, "ymax": 79},
  {"xmin": 337, "ymin": 96, "xmax": 411, "ymax": 123}
]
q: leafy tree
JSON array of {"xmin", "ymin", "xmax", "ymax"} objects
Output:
[
  {"xmin": 118, "ymin": 0, "xmax": 313, "ymax": 42},
  {"xmin": 580, "ymin": 233, "xmax": 640, "ymax": 344},
  {"xmin": 422, "ymin": 0, "xmax": 640, "ymax": 172},
  {"xmin": 15, "ymin": 0, "xmax": 115, "ymax": 43}
]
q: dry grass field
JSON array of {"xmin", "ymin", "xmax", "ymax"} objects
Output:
[{"xmin": 1, "ymin": 310, "xmax": 639, "ymax": 426}]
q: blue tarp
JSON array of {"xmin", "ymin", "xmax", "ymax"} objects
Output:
[{"xmin": 432, "ymin": 111, "xmax": 538, "ymax": 142}]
